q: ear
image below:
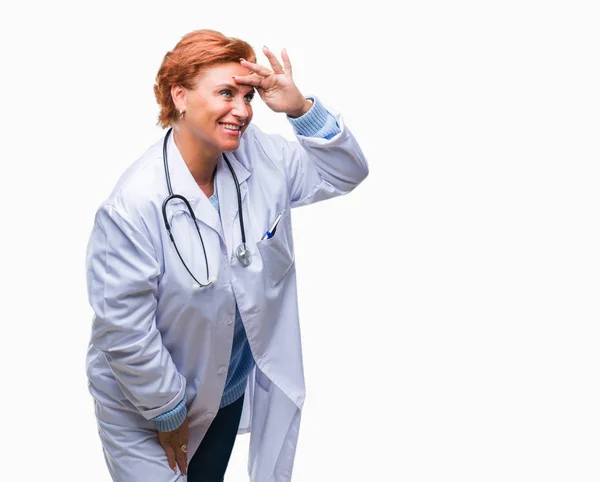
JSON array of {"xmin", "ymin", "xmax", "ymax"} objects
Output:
[{"xmin": 171, "ymin": 85, "xmax": 187, "ymax": 111}]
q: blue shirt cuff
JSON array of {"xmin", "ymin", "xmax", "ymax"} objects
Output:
[
  {"xmin": 287, "ymin": 97, "xmax": 341, "ymax": 140},
  {"xmin": 152, "ymin": 395, "xmax": 187, "ymax": 432}
]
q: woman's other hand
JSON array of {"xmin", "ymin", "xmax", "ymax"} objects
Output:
[
  {"xmin": 157, "ymin": 415, "xmax": 190, "ymax": 475},
  {"xmin": 233, "ymin": 46, "xmax": 312, "ymax": 118}
]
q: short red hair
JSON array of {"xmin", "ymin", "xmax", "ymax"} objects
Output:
[{"xmin": 154, "ymin": 29, "xmax": 256, "ymax": 128}]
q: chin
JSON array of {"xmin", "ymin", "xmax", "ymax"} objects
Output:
[{"xmin": 220, "ymin": 140, "xmax": 242, "ymax": 152}]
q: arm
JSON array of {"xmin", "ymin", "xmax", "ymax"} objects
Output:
[
  {"xmin": 87, "ymin": 204, "xmax": 186, "ymax": 421},
  {"xmin": 233, "ymin": 48, "xmax": 369, "ymax": 207},
  {"xmin": 250, "ymin": 95, "xmax": 368, "ymax": 207},
  {"xmin": 287, "ymin": 96, "xmax": 340, "ymax": 140},
  {"xmin": 285, "ymin": 96, "xmax": 368, "ymax": 206}
]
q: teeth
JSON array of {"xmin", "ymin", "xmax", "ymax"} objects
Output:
[{"xmin": 221, "ymin": 124, "xmax": 240, "ymax": 130}]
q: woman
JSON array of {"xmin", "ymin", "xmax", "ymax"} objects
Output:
[{"xmin": 86, "ymin": 29, "xmax": 368, "ymax": 482}]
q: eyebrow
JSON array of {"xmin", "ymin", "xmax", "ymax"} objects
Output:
[{"xmin": 215, "ymin": 83, "xmax": 255, "ymax": 95}]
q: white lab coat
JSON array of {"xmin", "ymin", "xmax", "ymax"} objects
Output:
[{"xmin": 86, "ymin": 105, "xmax": 368, "ymax": 482}]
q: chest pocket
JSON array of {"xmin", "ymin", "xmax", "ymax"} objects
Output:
[{"xmin": 256, "ymin": 209, "xmax": 294, "ymax": 287}]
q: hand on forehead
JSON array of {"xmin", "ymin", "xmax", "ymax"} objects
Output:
[{"xmin": 194, "ymin": 62, "xmax": 255, "ymax": 92}]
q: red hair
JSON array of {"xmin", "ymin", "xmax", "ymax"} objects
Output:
[{"xmin": 154, "ymin": 29, "xmax": 256, "ymax": 128}]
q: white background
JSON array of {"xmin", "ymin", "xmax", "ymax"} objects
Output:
[{"xmin": 0, "ymin": 0, "xmax": 598, "ymax": 480}]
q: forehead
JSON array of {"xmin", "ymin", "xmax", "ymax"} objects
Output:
[{"xmin": 195, "ymin": 62, "xmax": 253, "ymax": 87}]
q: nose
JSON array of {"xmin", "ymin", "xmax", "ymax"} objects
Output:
[{"xmin": 231, "ymin": 98, "xmax": 250, "ymax": 121}]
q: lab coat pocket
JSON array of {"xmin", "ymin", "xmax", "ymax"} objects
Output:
[{"xmin": 256, "ymin": 209, "xmax": 294, "ymax": 288}]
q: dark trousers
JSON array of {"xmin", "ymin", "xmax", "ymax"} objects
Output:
[{"xmin": 187, "ymin": 394, "xmax": 244, "ymax": 482}]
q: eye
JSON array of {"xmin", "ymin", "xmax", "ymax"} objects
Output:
[
  {"xmin": 219, "ymin": 90, "xmax": 233, "ymax": 98},
  {"xmin": 244, "ymin": 92, "xmax": 255, "ymax": 103}
]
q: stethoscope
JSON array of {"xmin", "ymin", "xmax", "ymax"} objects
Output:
[{"xmin": 161, "ymin": 128, "xmax": 252, "ymax": 289}]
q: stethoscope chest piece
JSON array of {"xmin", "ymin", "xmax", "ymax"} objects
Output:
[
  {"xmin": 163, "ymin": 127, "xmax": 253, "ymax": 284},
  {"xmin": 236, "ymin": 244, "xmax": 252, "ymax": 267}
]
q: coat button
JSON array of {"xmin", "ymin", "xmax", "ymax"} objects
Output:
[
  {"xmin": 227, "ymin": 315, "xmax": 234, "ymax": 326},
  {"xmin": 218, "ymin": 366, "xmax": 227, "ymax": 375}
]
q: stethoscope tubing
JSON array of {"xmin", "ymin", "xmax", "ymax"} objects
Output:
[
  {"xmin": 223, "ymin": 154, "xmax": 246, "ymax": 245},
  {"xmin": 161, "ymin": 127, "xmax": 247, "ymax": 287}
]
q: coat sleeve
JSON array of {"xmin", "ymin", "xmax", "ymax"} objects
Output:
[
  {"xmin": 251, "ymin": 107, "xmax": 369, "ymax": 207},
  {"xmin": 86, "ymin": 203, "xmax": 186, "ymax": 420}
]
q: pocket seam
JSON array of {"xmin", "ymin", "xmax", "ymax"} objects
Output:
[{"xmin": 256, "ymin": 210, "xmax": 294, "ymax": 287}]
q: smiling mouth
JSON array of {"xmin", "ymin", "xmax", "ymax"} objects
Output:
[{"xmin": 219, "ymin": 123, "xmax": 242, "ymax": 131}]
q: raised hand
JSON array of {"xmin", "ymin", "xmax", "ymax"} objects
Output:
[{"xmin": 233, "ymin": 46, "xmax": 312, "ymax": 118}]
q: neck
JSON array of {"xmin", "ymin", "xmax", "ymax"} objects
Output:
[{"xmin": 172, "ymin": 124, "xmax": 220, "ymax": 189}]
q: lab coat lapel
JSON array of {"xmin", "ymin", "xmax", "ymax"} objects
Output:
[
  {"xmin": 165, "ymin": 133, "xmax": 223, "ymax": 238},
  {"xmin": 216, "ymin": 152, "xmax": 250, "ymax": 260}
]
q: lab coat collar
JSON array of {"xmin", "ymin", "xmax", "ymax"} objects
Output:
[{"xmin": 163, "ymin": 131, "xmax": 251, "ymax": 242}]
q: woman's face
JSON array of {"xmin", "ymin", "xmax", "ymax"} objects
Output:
[{"xmin": 175, "ymin": 62, "xmax": 255, "ymax": 157}]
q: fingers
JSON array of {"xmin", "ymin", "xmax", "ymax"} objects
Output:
[
  {"xmin": 163, "ymin": 445, "xmax": 177, "ymax": 473},
  {"xmin": 175, "ymin": 445, "xmax": 188, "ymax": 476},
  {"xmin": 262, "ymin": 46, "xmax": 284, "ymax": 74},
  {"xmin": 240, "ymin": 58, "xmax": 272, "ymax": 77},
  {"xmin": 241, "ymin": 48, "xmax": 292, "ymax": 78},
  {"xmin": 232, "ymin": 74, "xmax": 263, "ymax": 87},
  {"xmin": 159, "ymin": 441, "xmax": 187, "ymax": 475},
  {"xmin": 281, "ymin": 48, "xmax": 292, "ymax": 77}
]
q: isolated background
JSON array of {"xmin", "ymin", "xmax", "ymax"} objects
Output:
[{"xmin": 0, "ymin": 0, "xmax": 598, "ymax": 480}]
